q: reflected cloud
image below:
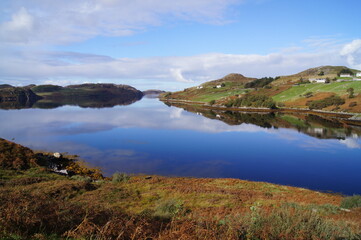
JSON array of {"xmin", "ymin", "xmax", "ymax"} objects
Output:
[
  {"xmin": 170, "ymin": 108, "xmax": 184, "ymax": 119},
  {"xmin": 340, "ymin": 138, "xmax": 361, "ymax": 149}
]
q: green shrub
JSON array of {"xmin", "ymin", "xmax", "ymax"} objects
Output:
[
  {"xmin": 307, "ymin": 95, "xmax": 345, "ymax": 110},
  {"xmin": 304, "ymin": 92, "xmax": 313, "ymax": 98},
  {"xmin": 341, "ymin": 195, "xmax": 361, "ymax": 209},
  {"xmin": 226, "ymin": 94, "xmax": 277, "ymax": 109},
  {"xmin": 112, "ymin": 172, "xmax": 130, "ymax": 183},
  {"xmin": 154, "ymin": 199, "xmax": 184, "ymax": 218},
  {"xmin": 70, "ymin": 175, "xmax": 92, "ymax": 183},
  {"xmin": 240, "ymin": 204, "xmax": 357, "ymax": 240},
  {"xmin": 277, "ymin": 102, "xmax": 285, "ymax": 107},
  {"xmin": 245, "ymin": 77, "xmax": 274, "ymax": 89}
]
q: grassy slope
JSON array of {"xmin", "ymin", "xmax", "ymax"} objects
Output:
[
  {"xmin": 165, "ymin": 74, "xmax": 254, "ymax": 103},
  {"xmin": 163, "ymin": 66, "xmax": 361, "ymax": 113},
  {"xmin": 272, "ymin": 66, "xmax": 360, "ymax": 85},
  {"xmin": 171, "ymin": 86, "xmax": 248, "ymax": 102},
  {"xmin": 273, "ymin": 82, "xmax": 361, "ymax": 103},
  {"xmin": 1, "ymin": 139, "xmax": 361, "ymax": 239}
]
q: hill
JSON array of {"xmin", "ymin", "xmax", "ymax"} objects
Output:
[
  {"xmin": 1, "ymin": 138, "xmax": 361, "ymax": 239},
  {"xmin": 0, "ymin": 86, "xmax": 42, "ymax": 109},
  {"xmin": 0, "ymin": 83, "xmax": 144, "ymax": 109},
  {"xmin": 163, "ymin": 73, "xmax": 255, "ymax": 102},
  {"xmin": 272, "ymin": 66, "xmax": 360, "ymax": 85},
  {"xmin": 161, "ymin": 66, "xmax": 361, "ymax": 114},
  {"xmin": 31, "ymin": 83, "xmax": 144, "ymax": 108}
]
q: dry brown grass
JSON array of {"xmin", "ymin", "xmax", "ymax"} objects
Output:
[{"xmin": 1, "ymin": 139, "xmax": 361, "ymax": 239}]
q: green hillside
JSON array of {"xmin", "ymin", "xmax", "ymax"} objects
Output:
[
  {"xmin": 273, "ymin": 81, "xmax": 361, "ymax": 103},
  {"xmin": 163, "ymin": 73, "xmax": 254, "ymax": 102},
  {"xmin": 161, "ymin": 66, "xmax": 361, "ymax": 113}
]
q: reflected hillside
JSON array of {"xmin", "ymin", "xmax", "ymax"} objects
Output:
[
  {"xmin": 32, "ymin": 96, "xmax": 142, "ymax": 109},
  {"xmin": 167, "ymin": 102, "xmax": 361, "ymax": 140}
]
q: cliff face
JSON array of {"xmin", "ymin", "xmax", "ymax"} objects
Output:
[{"xmin": 0, "ymin": 87, "xmax": 42, "ymax": 109}]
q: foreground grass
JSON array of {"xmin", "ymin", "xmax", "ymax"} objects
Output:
[
  {"xmin": 1, "ymin": 139, "xmax": 361, "ymax": 239},
  {"xmin": 1, "ymin": 168, "xmax": 361, "ymax": 239}
]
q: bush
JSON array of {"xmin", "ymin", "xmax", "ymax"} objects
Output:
[
  {"xmin": 307, "ymin": 95, "xmax": 345, "ymax": 110},
  {"xmin": 347, "ymin": 87, "xmax": 355, "ymax": 98},
  {"xmin": 112, "ymin": 172, "xmax": 130, "ymax": 183},
  {"xmin": 338, "ymin": 68, "xmax": 354, "ymax": 76},
  {"xmin": 277, "ymin": 102, "xmax": 285, "ymax": 107},
  {"xmin": 154, "ymin": 199, "xmax": 184, "ymax": 218},
  {"xmin": 341, "ymin": 195, "xmax": 361, "ymax": 209},
  {"xmin": 240, "ymin": 204, "xmax": 358, "ymax": 240},
  {"xmin": 226, "ymin": 94, "xmax": 277, "ymax": 109},
  {"xmin": 209, "ymin": 100, "xmax": 216, "ymax": 105},
  {"xmin": 70, "ymin": 175, "xmax": 92, "ymax": 183},
  {"xmin": 304, "ymin": 92, "xmax": 313, "ymax": 98},
  {"xmin": 245, "ymin": 77, "xmax": 275, "ymax": 88}
]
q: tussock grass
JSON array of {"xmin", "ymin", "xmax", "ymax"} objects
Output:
[{"xmin": 341, "ymin": 195, "xmax": 361, "ymax": 209}]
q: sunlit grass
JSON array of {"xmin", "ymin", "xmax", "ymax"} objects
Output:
[{"xmin": 273, "ymin": 82, "xmax": 361, "ymax": 102}]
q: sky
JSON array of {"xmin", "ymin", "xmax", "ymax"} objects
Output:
[{"xmin": 0, "ymin": 0, "xmax": 361, "ymax": 91}]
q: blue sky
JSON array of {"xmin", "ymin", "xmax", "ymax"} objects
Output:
[{"xmin": 0, "ymin": 0, "xmax": 361, "ymax": 90}]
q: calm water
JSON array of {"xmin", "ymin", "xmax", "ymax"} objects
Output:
[{"xmin": 1, "ymin": 97, "xmax": 361, "ymax": 195}]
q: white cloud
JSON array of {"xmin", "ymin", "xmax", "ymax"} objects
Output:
[
  {"xmin": 0, "ymin": 45, "xmax": 348, "ymax": 89},
  {"xmin": 340, "ymin": 39, "xmax": 361, "ymax": 69},
  {"xmin": 0, "ymin": 0, "xmax": 241, "ymax": 44},
  {"xmin": 170, "ymin": 68, "xmax": 194, "ymax": 83},
  {"xmin": 0, "ymin": 7, "xmax": 35, "ymax": 43}
]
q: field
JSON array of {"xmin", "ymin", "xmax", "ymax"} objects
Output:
[
  {"xmin": 168, "ymin": 82, "xmax": 248, "ymax": 103},
  {"xmin": 273, "ymin": 82, "xmax": 361, "ymax": 103}
]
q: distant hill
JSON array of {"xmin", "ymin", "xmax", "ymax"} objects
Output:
[
  {"xmin": 0, "ymin": 83, "xmax": 144, "ymax": 109},
  {"xmin": 0, "ymin": 86, "xmax": 42, "ymax": 109},
  {"xmin": 202, "ymin": 73, "xmax": 256, "ymax": 86},
  {"xmin": 162, "ymin": 73, "xmax": 255, "ymax": 102},
  {"xmin": 273, "ymin": 66, "xmax": 360, "ymax": 85},
  {"xmin": 33, "ymin": 83, "xmax": 144, "ymax": 108}
]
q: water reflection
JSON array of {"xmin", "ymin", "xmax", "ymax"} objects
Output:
[
  {"xmin": 166, "ymin": 102, "xmax": 361, "ymax": 140},
  {"xmin": 1, "ymin": 98, "xmax": 361, "ymax": 195},
  {"xmin": 0, "ymin": 92, "xmax": 143, "ymax": 109}
]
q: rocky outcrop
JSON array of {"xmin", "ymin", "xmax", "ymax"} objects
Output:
[{"xmin": 0, "ymin": 87, "xmax": 42, "ymax": 109}]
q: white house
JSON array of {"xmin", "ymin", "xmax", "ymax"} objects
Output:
[
  {"xmin": 196, "ymin": 86, "xmax": 203, "ymax": 89},
  {"xmin": 340, "ymin": 74, "xmax": 352, "ymax": 78},
  {"xmin": 356, "ymin": 72, "xmax": 361, "ymax": 77},
  {"xmin": 216, "ymin": 85, "xmax": 222, "ymax": 88},
  {"xmin": 310, "ymin": 78, "xmax": 326, "ymax": 83}
]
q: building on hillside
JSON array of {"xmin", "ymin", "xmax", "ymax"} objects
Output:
[
  {"xmin": 310, "ymin": 78, "xmax": 326, "ymax": 83},
  {"xmin": 340, "ymin": 74, "xmax": 352, "ymax": 78},
  {"xmin": 216, "ymin": 85, "xmax": 222, "ymax": 88},
  {"xmin": 196, "ymin": 86, "xmax": 203, "ymax": 89}
]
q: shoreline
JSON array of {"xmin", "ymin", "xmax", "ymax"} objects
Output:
[{"xmin": 161, "ymin": 98, "xmax": 361, "ymax": 125}]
